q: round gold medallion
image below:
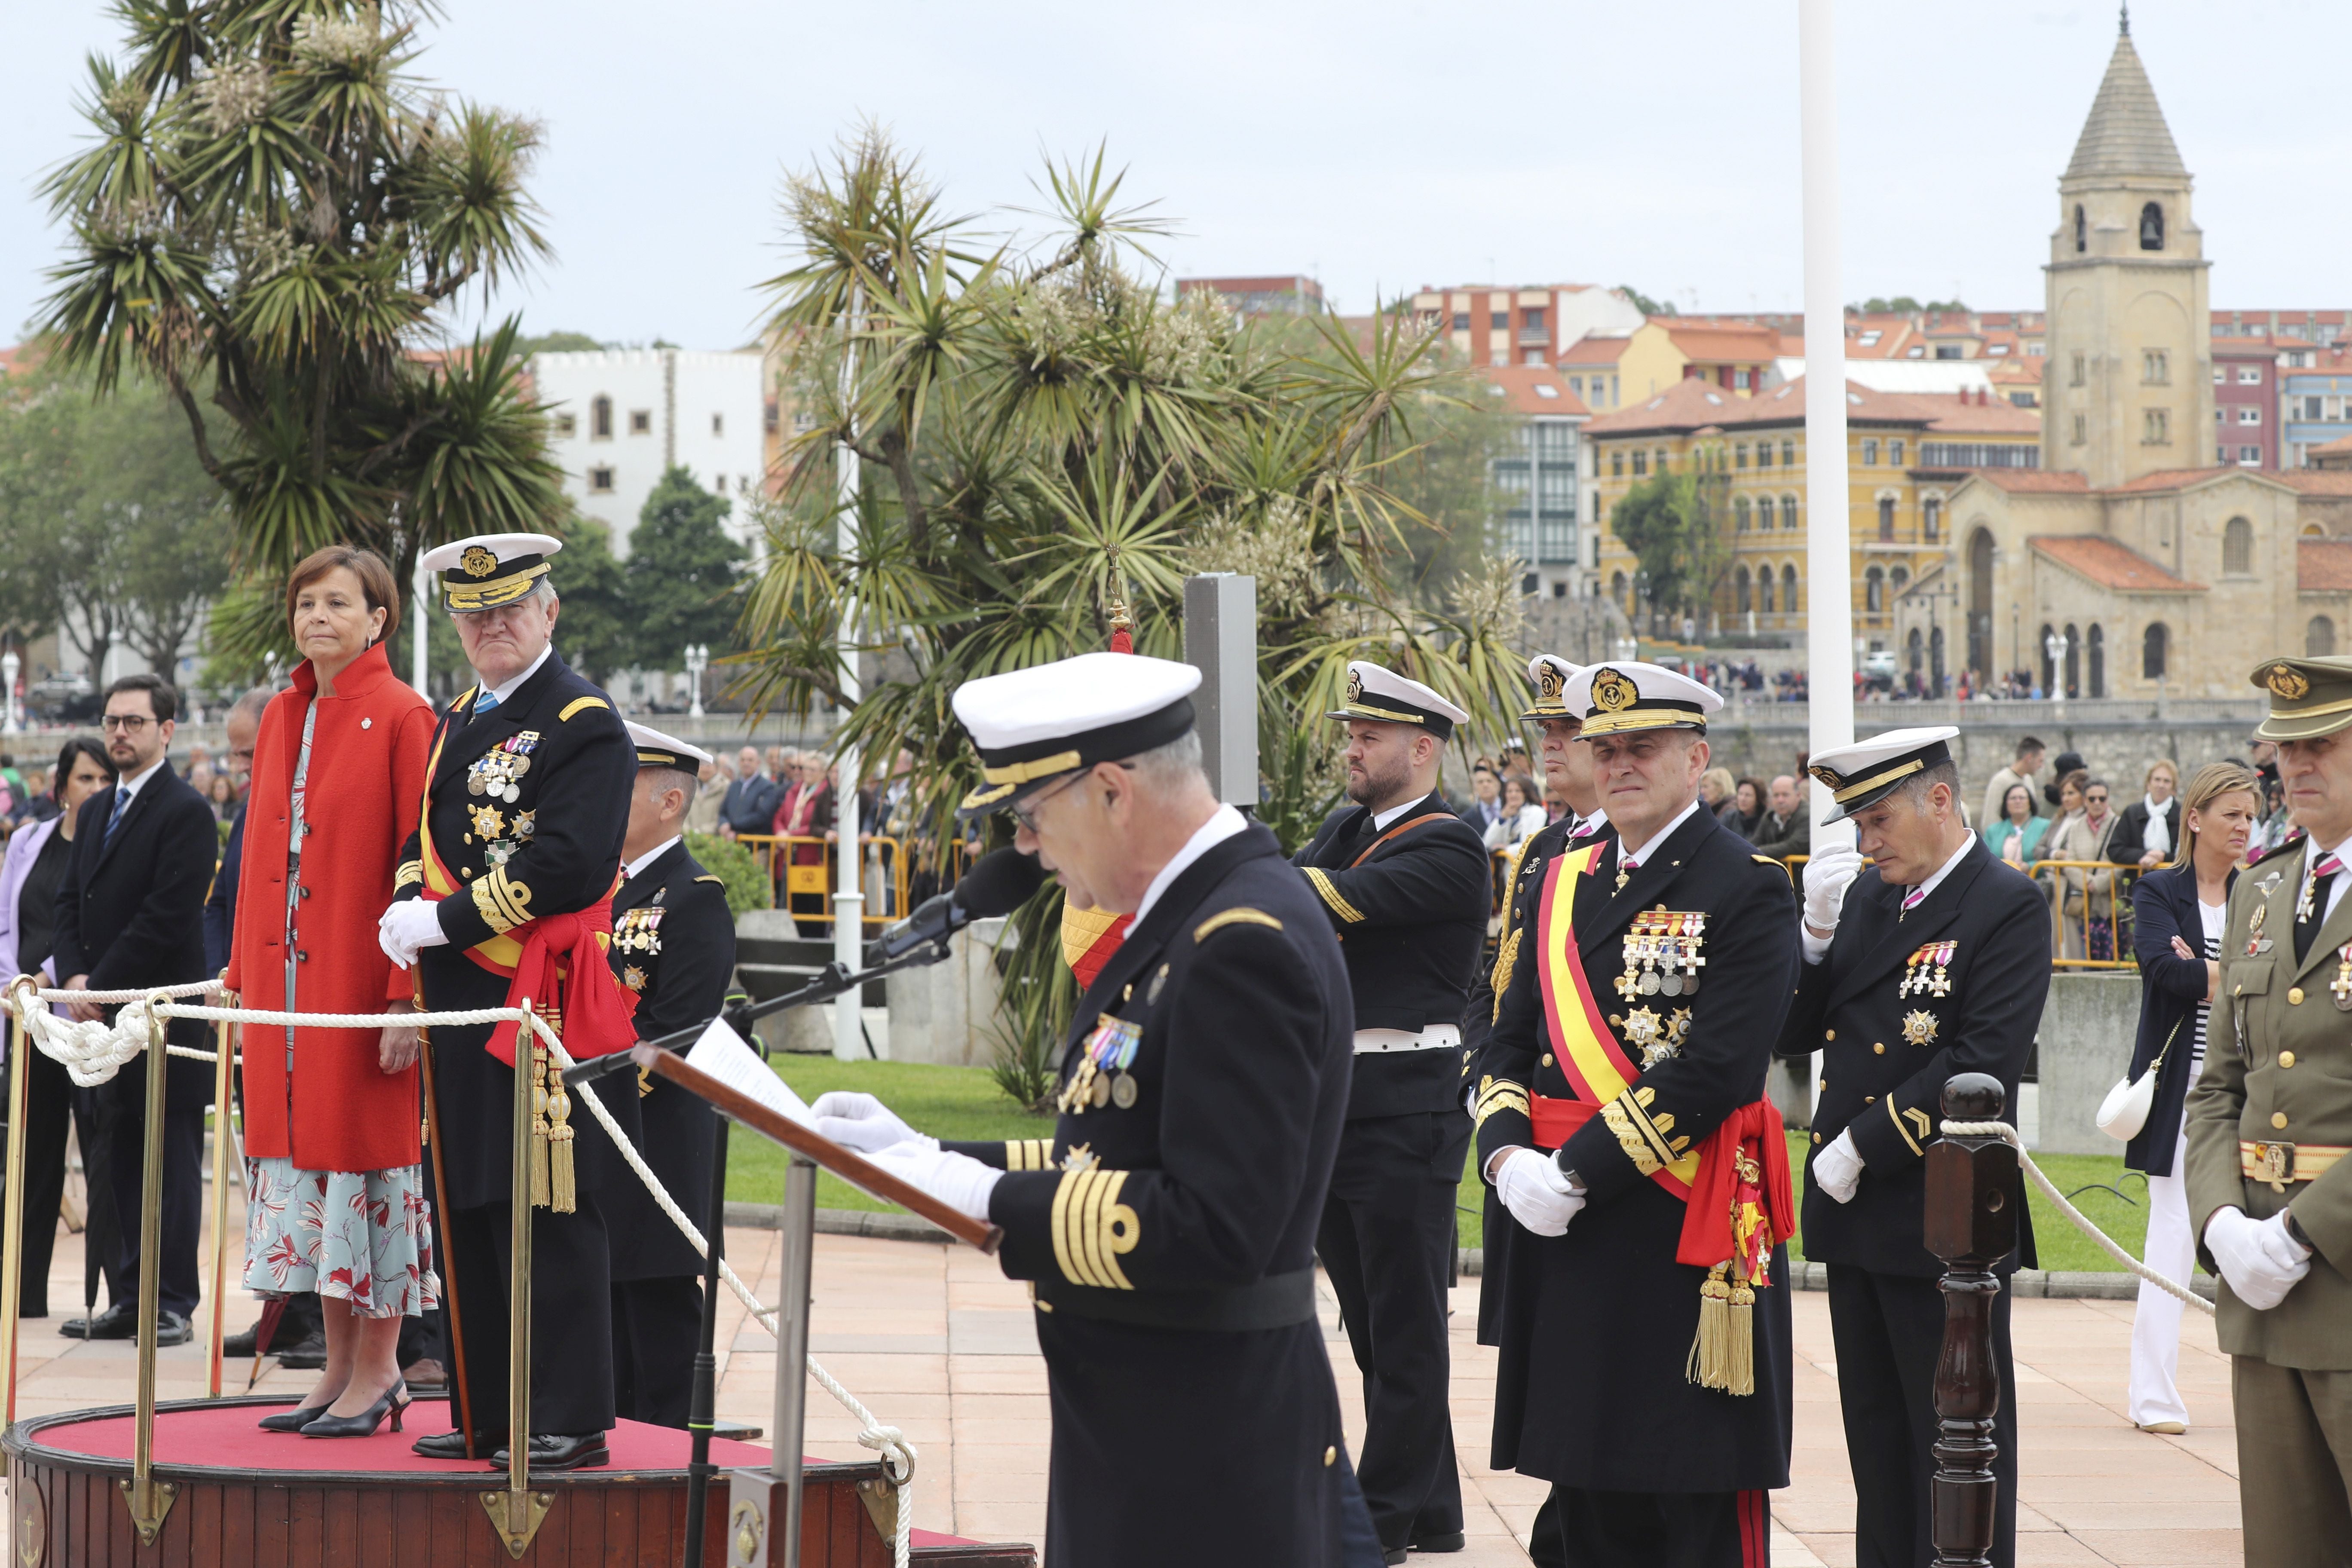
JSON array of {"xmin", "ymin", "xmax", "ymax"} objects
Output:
[{"xmin": 1110, "ymin": 1072, "xmax": 1138, "ymax": 1110}]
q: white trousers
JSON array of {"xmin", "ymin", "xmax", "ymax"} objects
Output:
[{"xmin": 2127, "ymin": 1126, "xmax": 2196, "ymax": 1428}]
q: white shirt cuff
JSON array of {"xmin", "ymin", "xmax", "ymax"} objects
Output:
[{"xmin": 1801, "ymin": 925, "xmax": 1834, "ymax": 965}]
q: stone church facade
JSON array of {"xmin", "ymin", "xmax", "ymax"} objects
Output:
[{"xmin": 1896, "ymin": 23, "xmax": 2352, "ymax": 697}]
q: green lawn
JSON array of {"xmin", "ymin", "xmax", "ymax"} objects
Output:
[{"xmin": 726, "ymin": 1061, "xmax": 2156, "ymax": 1275}]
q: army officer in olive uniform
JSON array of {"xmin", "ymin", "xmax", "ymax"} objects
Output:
[
  {"xmin": 1292, "ymin": 661, "xmax": 1491, "ymax": 1563},
  {"xmin": 2187, "ymin": 655, "xmax": 2352, "ymax": 1567},
  {"xmin": 601, "ymin": 723, "xmax": 737, "ymax": 1430},
  {"xmin": 815, "ymin": 652, "xmax": 1365, "ymax": 1568},
  {"xmin": 1775, "ymin": 728, "xmax": 2049, "ymax": 1568},
  {"xmin": 1475, "ymin": 662, "xmax": 1800, "ymax": 1568},
  {"xmin": 377, "ymin": 533, "xmax": 639, "ymax": 1472}
]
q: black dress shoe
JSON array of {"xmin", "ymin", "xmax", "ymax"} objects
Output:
[
  {"xmin": 275, "ymin": 1331, "xmax": 327, "ymax": 1369},
  {"xmin": 411, "ymin": 1429, "xmax": 497, "ymax": 1460},
  {"xmin": 224, "ymin": 1323, "xmax": 262, "ymax": 1357},
  {"xmin": 258, "ymin": 1403, "xmax": 334, "ymax": 1433},
  {"xmin": 301, "ymin": 1381, "xmax": 409, "ymax": 1438},
  {"xmin": 154, "ymin": 1311, "xmax": 192, "ymax": 1348},
  {"xmin": 487, "ymin": 1433, "xmax": 609, "ymax": 1472},
  {"xmin": 1381, "ymin": 1550, "xmax": 1407, "ymax": 1567},
  {"xmin": 1410, "ymin": 1530, "xmax": 1467, "ymax": 1553},
  {"xmin": 60, "ymin": 1302, "xmax": 136, "ymax": 1340}
]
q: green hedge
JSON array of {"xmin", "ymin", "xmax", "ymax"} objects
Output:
[{"xmin": 686, "ymin": 831, "xmax": 772, "ymax": 916}]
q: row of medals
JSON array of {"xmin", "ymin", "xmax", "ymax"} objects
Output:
[
  {"xmin": 1060, "ymin": 1014, "xmax": 1142, "ymax": 1113},
  {"xmin": 468, "ymin": 741, "xmax": 536, "ymax": 803},
  {"xmin": 1614, "ymin": 910, "xmax": 1706, "ymax": 999},
  {"xmin": 1897, "ymin": 943, "xmax": 1956, "ymax": 1000}
]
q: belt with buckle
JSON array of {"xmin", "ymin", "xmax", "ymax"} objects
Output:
[
  {"xmin": 1353, "ymin": 1024, "xmax": 1463, "ymax": 1055},
  {"xmin": 2240, "ymin": 1139, "xmax": 2350, "ymax": 1190}
]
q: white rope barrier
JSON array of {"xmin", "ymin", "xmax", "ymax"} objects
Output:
[
  {"xmin": 1941, "ymin": 1119, "xmax": 2216, "ymax": 1316},
  {"xmin": 0, "ymin": 980, "xmax": 916, "ymax": 1565}
]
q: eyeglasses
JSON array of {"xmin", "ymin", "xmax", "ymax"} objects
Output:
[
  {"xmin": 100, "ymin": 714, "xmax": 154, "ymax": 733},
  {"xmin": 2086, "ymin": 793, "xmax": 2110, "ymax": 805},
  {"xmin": 1010, "ymin": 769, "xmax": 1092, "ymax": 833}
]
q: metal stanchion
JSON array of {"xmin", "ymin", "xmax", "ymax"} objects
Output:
[
  {"xmin": 205, "ymin": 1004, "xmax": 236, "ymax": 1398},
  {"xmin": 727, "ymin": 1150, "xmax": 819, "ymax": 1568},
  {"xmin": 121, "ymin": 1000, "xmax": 178, "ymax": 1543},
  {"xmin": 483, "ymin": 998, "xmax": 548, "ymax": 1558},
  {"xmin": 0, "ymin": 977, "xmax": 36, "ymax": 1426}
]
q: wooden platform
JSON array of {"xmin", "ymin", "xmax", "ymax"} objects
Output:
[{"xmin": 4, "ymin": 1399, "xmax": 1035, "ymax": 1567}]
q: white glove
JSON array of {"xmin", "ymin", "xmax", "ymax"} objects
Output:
[
  {"xmin": 2204, "ymin": 1207, "xmax": 2313, "ymax": 1311},
  {"xmin": 810, "ymin": 1091, "xmax": 936, "ymax": 1155},
  {"xmin": 1802, "ymin": 843, "xmax": 1864, "ymax": 934},
  {"xmin": 377, "ymin": 899, "xmax": 449, "ymax": 968},
  {"xmin": 1495, "ymin": 1148, "xmax": 1586, "ymax": 1237},
  {"xmin": 1812, "ymin": 1129, "xmax": 1864, "ymax": 1204},
  {"xmin": 862, "ymin": 1142, "xmax": 1003, "ymax": 1224}
]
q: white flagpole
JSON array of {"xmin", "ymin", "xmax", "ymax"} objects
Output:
[
  {"xmin": 1800, "ymin": 0, "xmax": 1856, "ymax": 832},
  {"xmin": 833, "ymin": 300, "xmax": 866, "ymax": 1060}
]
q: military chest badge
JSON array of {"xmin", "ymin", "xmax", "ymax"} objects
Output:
[
  {"xmin": 1615, "ymin": 909, "xmax": 1706, "ymax": 1001},
  {"xmin": 1059, "ymin": 1012, "xmax": 1142, "ymax": 1115},
  {"xmin": 622, "ymin": 964, "xmax": 648, "ymax": 993},
  {"xmin": 1610, "ymin": 1004, "xmax": 1692, "ymax": 1068},
  {"xmin": 470, "ymin": 805, "xmax": 506, "ymax": 839},
  {"xmin": 514, "ymin": 808, "xmax": 537, "ymax": 842},
  {"xmin": 1902, "ymin": 1009, "xmax": 1940, "ymax": 1046},
  {"xmin": 1898, "ymin": 942, "xmax": 1956, "ymax": 999},
  {"xmin": 461, "ymin": 545, "xmax": 500, "ymax": 578},
  {"xmin": 615, "ymin": 906, "xmax": 665, "ymax": 956},
  {"xmin": 2246, "ymin": 903, "xmax": 2272, "ymax": 957},
  {"xmin": 2333, "ymin": 942, "xmax": 2352, "ymax": 1011}
]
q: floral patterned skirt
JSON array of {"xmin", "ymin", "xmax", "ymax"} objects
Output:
[{"xmin": 242, "ymin": 1158, "xmax": 440, "ymax": 1320}]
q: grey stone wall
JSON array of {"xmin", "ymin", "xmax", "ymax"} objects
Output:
[{"xmin": 2035, "ymin": 971, "xmax": 2142, "ymax": 1155}]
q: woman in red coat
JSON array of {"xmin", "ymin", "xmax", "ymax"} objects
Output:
[{"xmin": 224, "ymin": 546, "xmax": 438, "ymax": 1438}]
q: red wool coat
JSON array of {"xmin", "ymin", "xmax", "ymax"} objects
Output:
[{"xmin": 223, "ymin": 643, "xmax": 436, "ymax": 1172}]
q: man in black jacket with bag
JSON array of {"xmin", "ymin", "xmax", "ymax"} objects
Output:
[
  {"xmin": 1775, "ymin": 725, "xmax": 2049, "ymax": 1568},
  {"xmin": 1292, "ymin": 660, "xmax": 1491, "ymax": 1563},
  {"xmin": 52, "ymin": 674, "xmax": 221, "ymax": 1346}
]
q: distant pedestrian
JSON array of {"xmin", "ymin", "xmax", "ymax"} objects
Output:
[
  {"xmin": 715, "ymin": 745, "xmax": 776, "ymax": 840},
  {"xmin": 1979, "ymin": 735, "xmax": 2047, "ymax": 830},
  {"xmin": 2116, "ymin": 760, "xmax": 2181, "ymax": 871},
  {"xmin": 1749, "ymin": 774, "xmax": 1811, "ymax": 861},
  {"xmin": 1721, "ymin": 776, "xmax": 1766, "ymax": 839},
  {"xmin": 1982, "ymin": 783, "xmax": 2048, "ymax": 869}
]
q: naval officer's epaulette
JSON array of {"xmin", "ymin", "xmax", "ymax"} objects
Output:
[
  {"xmin": 695, "ymin": 874, "xmax": 725, "ymax": 887},
  {"xmin": 1194, "ymin": 906, "xmax": 1282, "ymax": 943}
]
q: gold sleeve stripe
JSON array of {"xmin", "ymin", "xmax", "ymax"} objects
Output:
[
  {"xmin": 1195, "ymin": 907, "xmax": 1283, "ymax": 943},
  {"xmin": 1888, "ymin": 1096, "xmax": 1925, "ymax": 1157},
  {"xmin": 1624, "ymin": 1086, "xmax": 1681, "ymax": 1168},
  {"xmin": 1474, "ymin": 1089, "xmax": 1530, "ymax": 1130},
  {"xmin": 1003, "ymin": 1138, "xmax": 1053, "ymax": 1171},
  {"xmin": 1303, "ymin": 867, "xmax": 1367, "ymax": 924},
  {"xmin": 1050, "ymin": 1168, "xmax": 1140, "ymax": 1289},
  {"xmin": 394, "ymin": 861, "xmax": 424, "ymax": 891},
  {"xmin": 1601, "ymin": 1096, "xmax": 1665, "ymax": 1176},
  {"xmin": 1489, "ymin": 928, "xmax": 1523, "ymax": 1023},
  {"xmin": 471, "ymin": 866, "xmax": 534, "ymax": 934},
  {"xmin": 559, "ymin": 696, "xmax": 610, "ymax": 721}
]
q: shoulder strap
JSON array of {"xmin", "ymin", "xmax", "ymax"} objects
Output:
[{"xmin": 1347, "ymin": 812, "xmax": 1461, "ymax": 869}]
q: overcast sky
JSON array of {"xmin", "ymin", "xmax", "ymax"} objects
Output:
[{"xmin": 7, "ymin": 0, "xmax": 2348, "ymax": 352}]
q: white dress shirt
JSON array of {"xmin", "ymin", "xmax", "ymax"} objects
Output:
[
  {"xmin": 1613, "ymin": 798, "xmax": 1703, "ymax": 872},
  {"xmin": 1133, "ymin": 805, "xmax": 1248, "ymax": 926},
  {"xmin": 475, "ymin": 643, "xmax": 553, "ymax": 708},
  {"xmin": 624, "ymin": 834, "xmax": 683, "ymax": 884}
]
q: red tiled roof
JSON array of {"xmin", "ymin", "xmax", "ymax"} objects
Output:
[
  {"xmin": 2275, "ymin": 470, "xmax": 2352, "ymax": 496},
  {"xmin": 1479, "ymin": 364, "xmax": 1591, "ymax": 417},
  {"xmin": 1912, "ymin": 394, "xmax": 2042, "ymax": 435},
  {"xmin": 1557, "ymin": 334, "xmax": 1631, "ymax": 366},
  {"xmin": 2105, "ymin": 466, "xmax": 2276, "ymax": 494},
  {"xmin": 1661, "ymin": 321, "xmax": 1779, "ymax": 361},
  {"xmin": 1974, "ymin": 470, "xmax": 2091, "ymax": 494},
  {"xmin": 2312, "ymin": 432, "xmax": 2352, "ymax": 456},
  {"xmin": 2030, "ymin": 535, "xmax": 2203, "ymax": 591},
  {"xmin": 2300, "ymin": 539, "xmax": 2352, "ymax": 591},
  {"xmin": 1584, "ymin": 376, "xmax": 1749, "ymax": 434}
]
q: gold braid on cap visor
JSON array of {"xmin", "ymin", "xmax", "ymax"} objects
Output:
[
  {"xmin": 444, "ymin": 562, "xmax": 550, "ymax": 611},
  {"xmin": 1577, "ymin": 706, "xmax": 1706, "ymax": 737},
  {"xmin": 1814, "ymin": 758, "xmax": 1925, "ymax": 805}
]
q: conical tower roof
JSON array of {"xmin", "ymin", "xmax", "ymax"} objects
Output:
[{"xmin": 2064, "ymin": 28, "xmax": 2186, "ymax": 181}]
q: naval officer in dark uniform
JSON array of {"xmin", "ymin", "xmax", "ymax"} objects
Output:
[
  {"xmin": 1291, "ymin": 661, "xmax": 1490, "ymax": 1563},
  {"xmin": 377, "ymin": 532, "xmax": 640, "ymax": 1472},
  {"xmin": 1462, "ymin": 654, "xmax": 1611, "ymax": 1568},
  {"xmin": 600, "ymin": 723, "xmax": 737, "ymax": 1429},
  {"xmin": 814, "ymin": 651, "xmax": 1368, "ymax": 1568},
  {"xmin": 1773, "ymin": 726, "xmax": 2047, "ymax": 1568},
  {"xmin": 1475, "ymin": 661, "xmax": 1800, "ymax": 1568}
]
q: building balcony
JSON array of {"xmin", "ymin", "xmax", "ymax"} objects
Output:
[{"xmin": 1519, "ymin": 328, "xmax": 1552, "ymax": 348}]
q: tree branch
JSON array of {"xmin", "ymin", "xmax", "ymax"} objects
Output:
[{"xmin": 161, "ymin": 364, "xmax": 228, "ymax": 487}]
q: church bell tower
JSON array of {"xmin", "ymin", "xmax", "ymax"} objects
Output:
[{"xmin": 2042, "ymin": 14, "xmax": 2213, "ymax": 488}]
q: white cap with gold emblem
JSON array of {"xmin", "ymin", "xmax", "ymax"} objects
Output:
[
  {"xmin": 1522, "ymin": 655, "xmax": 1583, "ymax": 721},
  {"xmin": 952, "ymin": 652, "xmax": 1202, "ymax": 817},
  {"xmin": 1325, "ymin": 660, "xmax": 1470, "ymax": 740},
  {"xmin": 1805, "ymin": 726, "xmax": 1960, "ymax": 824},
  {"xmin": 420, "ymin": 532, "xmax": 564, "ymax": 612},
  {"xmin": 625, "ymin": 721, "xmax": 714, "ymax": 772},
  {"xmin": 1572, "ymin": 661, "xmax": 1724, "ymax": 738}
]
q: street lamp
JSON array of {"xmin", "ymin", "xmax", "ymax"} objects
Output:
[
  {"xmin": 1, "ymin": 648, "xmax": 17, "ymax": 735},
  {"xmin": 683, "ymin": 643, "xmax": 709, "ymax": 719},
  {"xmin": 2044, "ymin": 627, "xmax": 2069, "ymax": 713}
]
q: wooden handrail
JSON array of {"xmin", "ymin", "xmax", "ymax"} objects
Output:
[{"xmin": 643, "ymin": 1050, "xmax": 1005, "ymax": 1254}]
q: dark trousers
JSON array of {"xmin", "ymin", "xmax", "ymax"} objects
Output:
[
  {"xmin": 102, "ymin": 1085, "xmax": 203, "ymax": 1320},
  {"xmin": 439, "ymin": 1199, "xmax": 617, "ymax": 1436},
  {"xmin": 1315, "ymin": 1109, "xmax": 1468, "ymax": 1551},
  {"xmin": 1826, "ymin": 1263, "xmax": 2018, "ymax": 1568},
  {"xmin": 611, "ymin": 1276, "xmax": 701, "ymax": 1428},
  {"xmin": 11, "ymin": 1052, "xmax": 115, "ymax": 1317},
  {"xmin": 1544, "ymin": 1486, "xmax": 1770, "ymax": 1568}
]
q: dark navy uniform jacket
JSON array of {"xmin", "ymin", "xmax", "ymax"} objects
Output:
[
  {"xmin": 601, "ymin": 837, "xmax": 735, "ymax": 1281},
  {"xmin": 1292, "ymin": 789, "xmax": 1492, "ymax": 1119},
  {"xmin": 1773, "ymin": 837, "xmax": 2047, "ymax": 1277},
  {"xmin": 1473, "ymin": 804, "xmax": 1799, "ymax": 1492},
  {"xmin": 942, "ymin": 820, "xmax": 1357, "ymax": 1568}
]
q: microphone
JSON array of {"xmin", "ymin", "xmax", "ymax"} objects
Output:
[{"xmin": 871, "ymin": 848, "xmax": 1048, "ymax": 962}]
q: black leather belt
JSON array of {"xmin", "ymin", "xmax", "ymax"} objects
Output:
[{"xmin": 1033, "ymin": 1268, "xmax": 1317, "ymax": 1332}]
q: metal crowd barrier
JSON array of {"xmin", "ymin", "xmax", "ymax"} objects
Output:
[
  {"xmin": 734, "ymin": 833, "xmax": 914, "ymax": 927},
  {"xmin": 1779, "ymin": 852, "xmax": 2138, "ymax": 970}
]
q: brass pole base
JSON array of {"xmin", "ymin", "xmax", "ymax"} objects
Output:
[
  {"xmin": 117, "ymin": 1476, "xmax": 178, "ymax": 1544},
  {"xmin": 478, "ymin": 1488, "xmax": 551, "ymax": 1559}
]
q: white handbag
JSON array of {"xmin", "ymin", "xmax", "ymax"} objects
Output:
[{"xmin": 2097, "ymin": 1020, "xmax": 2178, "ymax": 1142}]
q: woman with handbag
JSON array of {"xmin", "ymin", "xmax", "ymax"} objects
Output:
[{"xmin": 2116, "ymin": 761, "xmax": 2259, "ymax": 1433}]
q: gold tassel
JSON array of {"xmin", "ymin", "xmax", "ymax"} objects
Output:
[
  {"xmin": 545, "ymin": 1060, "xmax": 577, "ymax": 1215},
  {"xmin": 1727, "ymin": 1278, "xmax": 1757, "ymax": 1397},
  {"xmin": 529, "ymin": 1043, "xmax": 552, "ymax": 1209},
  {"xmin": 1686, "ymin": 1263, "xmax": 1731, "ymax": 1390}
]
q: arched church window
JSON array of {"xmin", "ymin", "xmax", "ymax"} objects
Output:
[
  {"xmin": 1908, "ymin": 628, "xmax": 1924, "ymax": 674},
  {"xmin": 1891, "ymin": 566, "xmax": 1909, "ymax": 599},
  {"xmin": 2087, "ymin": 624, "xmax": 2105, "ymax": 698},
  {"xmin": 1782, "ymin": 564, "xmax": 1799, "ymax": 614},
  {"xmin": 2140, "ymin": 202, "xmax": 2164, "ymax": 251},
  {"xmin": 2311, "ymin": 616, "xmax": 2337, "ymax": 658},
  {"xmin": 1877, "ymin": 496, "xmax": 1896, "ymax": 542},
  {"xmin": 2143, "ymin": 622, "xmax": 2168, "ymax": 680},
  {"xmin": 1923, "ymin": 495, "xmax": 1942, "ymax": 542},
  {"xmin": 1865, "ymin": 567, "xmax": 1885, "ymax": 614},
  {"xmin": 1611, "ymin": 571, "xmax": 1627, "ymax": 609},
  {"xmin": 1734, "ymin": 496, "xmax": 1752, "ymax": 532},
  {"xmin": 2074, "ymin": 204, "xmax": 2087, "ymax": 254},
  {"xmin": 2223, "ymin": 517, "xmax": 2254, "ymax": 575},
  {"xmin": 1736, "ymin": 567, "xmax": 1752, "ymax": 615},
  {"xmin": 1781, "ymin": 494, "xmax": 1799, "ymax": 530},
  {"xmin": 2039, "ymin": 622, "xmax": 2056, "ymax": 694}
]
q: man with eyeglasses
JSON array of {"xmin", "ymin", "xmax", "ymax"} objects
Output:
[
  {"xmin": 51, "ymin": 673, "xmax": 220, "ymax": 1347},
  {"xmin": 376, "ymin": 533, "xmax": 640, "ymax": 1473}
]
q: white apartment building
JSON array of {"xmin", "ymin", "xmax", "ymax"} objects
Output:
[{"xmin": 532, "ymin": 349, "xmax": 766, "ymax": 557}]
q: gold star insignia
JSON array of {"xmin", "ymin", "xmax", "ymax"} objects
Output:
[
  {"xmin": 470, "ymin": 805, "xmax": 505, "ymax": 838},
  {"xmin": 1901, "ymin": 1009, "xmax": 1939, "ymax": 1046},
  {"xmin": 622, "ymin": 965, "xmax": 647, "ymax": 992},
  {"xmin": 513, "ymin": 808, "xmax": 537, "ymax": 839},
  {"xmin": 1060, "ymin": 1142, "xmax": 1097, "ymax": 1173},
  {"xmin": 1623, "ymin": 1006, "xmax": 1663, "ymax": 1050}
]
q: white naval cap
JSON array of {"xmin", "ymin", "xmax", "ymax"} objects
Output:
[
  {"xmin": 420, "ymin": 532, "xmax": 564, "ymax": 612},
  {"xmin": 1806, "ymin": 726, "xmax": 1961, "ymax": 824},
  {"xmin": 1325, "ymin": 661, "xmax": 1470, "ymax": 740},
  {"xmin": 952, "ymin": 652, "xmax": 1201, "ymax": 817},
  {"xmin": 1573, "ymin": 661, "xmax": 1724, "ymax": 738},
  {"xmin": 1522, "ymin": 655, "xmax": 1583, "ymax": 721},
  {"xmin": 626, "ymin": 721, "xmax": 714, "ymax": 772}
]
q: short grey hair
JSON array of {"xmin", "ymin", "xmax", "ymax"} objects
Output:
[
  {"xmin": 643, "ymin": 765, "xmax": 699, "ymax": 809},
  {"xmin": 230, "ymin": 685, "xmax": 274, "ymax": 723},
  {"xmin": 1894, "ymin": 759, "xmax": 1963, "ymax": 812},
  {"xmin": 1126, "ymin": 729, "xmax": 1206, "ymax": 794}
]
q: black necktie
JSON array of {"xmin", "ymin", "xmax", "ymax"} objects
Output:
[{"xmin": 2295, "ymin": 851, "xmax": 2341, "ymax": 964}]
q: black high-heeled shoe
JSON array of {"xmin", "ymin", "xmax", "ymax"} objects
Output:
[
  {"xmin": 257, "ymin": 1402, "xmax": 334, "ymax": 1433},
  {"xmin": 299, "ymin": 1381, "xmax": 409, "ymax": 1439}
]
